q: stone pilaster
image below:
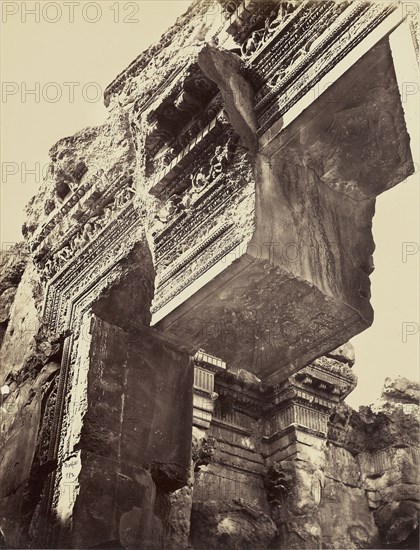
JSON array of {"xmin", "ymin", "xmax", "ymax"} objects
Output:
[
  {"xmin": 165, "ymin": 351, "xmax": 224, "ymax": 550},
  {"xmin": 263, "ymin": 347, "xmax": 357, "ymax": 549},
  {"xmin": 192, "ymin": 350, "xmax": 225, "ymax": 438}
]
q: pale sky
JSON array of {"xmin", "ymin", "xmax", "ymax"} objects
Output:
[{"xmin": 1, "ymin": 1, "xmax": 418, "ymax": 408}]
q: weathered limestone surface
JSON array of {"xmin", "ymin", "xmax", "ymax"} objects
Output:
[
  {"xmin": 262, "ymin": 377, "xmax": 419, "ymax": 550},
  {"xmin": 190, "ymin": 500, "xmax": 277, "ymax": 549},
  {"xmin": 318, "ymin": 447, "xmax": 381, "ymax": 550},
  {"xmin": 187, "ymin": 361, "xmax": 419, "ymax": 550},
  {"xmin": 344, "ymin": 377, "xmax": 420, "ymax": 549},
  {"xmin": 0, "ymin": 243, "xmax": 28, "ymax": 347},
  {"xmin": 0, "ymin": 246, "xmax": 60, "ymax": 548},
  {"xmin": 24, "ymin": 111, "xmax": 136, "ymax": 246},
  {"xmin": 56, "ymin": 314, "xmax": 193, "ymax": 549},
  {"xmin": 1, "ymin": 263, "xmax": 419, "ymax": 550}
]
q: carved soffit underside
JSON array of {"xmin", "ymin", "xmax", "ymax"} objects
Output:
[{"xmin": 141, "ymin": 63, "xmax": 221, "ymax": 183}]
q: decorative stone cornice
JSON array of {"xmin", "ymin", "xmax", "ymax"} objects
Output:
[
  {"xmin": 42, "ymin": 202, "xmax": 141, "ymax": 333},
  {"xmin": 221, "ymin": 0, "xmax": 398, "ymax": 135},
  {"xmin": 149, "ymin": 110, "xmax": 226, "ymax": 196},
  {"xmin": 195, "ymin": 349, "xmax": 227, "ymax": 371},
  {"xmin": 34, "ymin": 172, "xmax": 137, "ymax": 282},
  {"xmin": 256, "ymin": 1, "xmax": 397, "ymax": 134},
  {"xmin": 262, "ymin": 355, "xmax": 357, "ymax": 447},
  {"xmin": 149, "ymin": 129, "xmax": 254, "ymax": 321}
]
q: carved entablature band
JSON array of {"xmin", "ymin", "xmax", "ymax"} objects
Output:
[
  {"xmin": 23, "ymin": 2, "xmax": 415, "ymax": 544},
  {"xmin": 145, "ymin": 105, "xmax": 255, "ymax": 319},
  {"xmin": 148, "ymin": 64, "xmax": 218, "ymax": 140},
  {"xmin": 143, "ymin": 64, "xmax": 222, "ymax": 177},
  {"xmin": 32, "ymin": 168, "xmax": 137, "ymax": 281},
  {"xmin": 43, "ymin": 202, "xmax": 141, "ymax": 334},
  {"xmin": 150, "ymin": 184, "xmax": 254, "ymax": 314},
  {"xmin": 148, "ymin": 110, "xmax": 227, "ymax": 197},
  {"xmin": 223, "ymin": 0, "xmax": 397, "ymax": 134}
]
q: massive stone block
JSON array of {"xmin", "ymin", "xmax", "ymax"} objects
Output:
[
  {"xmin": 156, "ymin": 38, "xmax": 414, "ymax": 384},
  {"xmin": 53, "ymin": 314, "xmax": 193, "ymax": 548},
  {"xmin": 189, "ymin": 500, "xmax": 277, "ymax": 549}
]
